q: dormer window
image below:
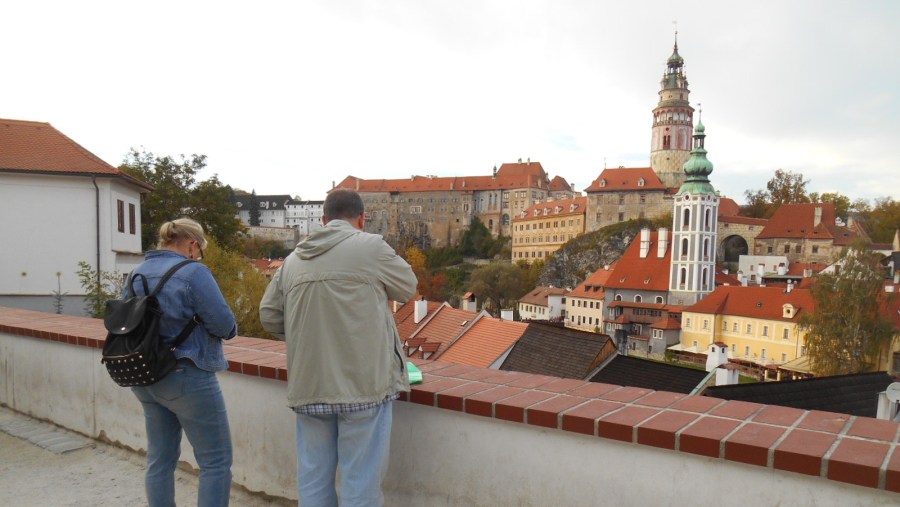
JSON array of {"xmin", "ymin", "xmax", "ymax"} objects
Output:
[
  {"xmin": 638, "ymin": 178, "xmax": 645, "ymax": 187},
  {"xmin": 783, "ymin": 304, "xmax": 795, "ymax": 319},
  {"xmin": 599, "ymin": 178, "xmax": 606, "ymax": 188},
  {"xmin": 569, "ymin": 204, "xmax": 577, "ymax": 212}
]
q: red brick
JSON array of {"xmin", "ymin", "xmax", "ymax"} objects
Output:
[
  {"xmin": 414, "ymin": 361, "xmax": 456, "ymax": 374},
  {"xmin": 773, "ymin": 429, "xmax": 837, "ymax": 476},
  {"xmin": 432, "ymin": 363, "xmax": 480, "ymax": 378},
  {"xmin": 277, "ymin": 368, "xmax": 288, "ymax": 382},
  {"xmin": 561, "ymin": 400, "xmax": 624, "ymax": 436},
  {"xmin": 258, "ymin": 365, "xmax": 277, "ymax": 379},
  {"xmin": 724, "ymin": 423, "xmax": 786, "ymax": 467},
  {"xmin": 408, "ymin": 378, "xmax": 469, "ymax": 406},
  {"xmin": 827, "ymin": 439, "xmax": 889, "ymax": 489},
  {"xmin": 711, "ymin": 400, "xmax": 763, "ymax": 420},
  {"xmin": 526, "ymin": 395, "xmax": 586, "ymax": 429},
  {"xmin": 227, "ymin": 361, "xmax": 242, "ymax": 373},
  {"xmin": 679, "ymin": 417, "xmax": 741, "ymax": 458},
  {"xmin": 597, "ymin": 406, "xmax": 658, "ymax": 443},
  {"xmin": 846, "ymin": 417, "xmax": 900, "ymax": 442},
  {"xmin": 567, "ymin": 382, "xmax": 620, "ymax": 399},
  {"xmin": 797, "ymin": 410, "xmax": 850, "ymax": 434},
  {"xmin": 601, "ymin": 386, "xmax": 652, "ymax": 403},
  {"xmin": 464, "ymin": 386, "xmax": 525, "ymax": 418},
  {"xmin": 495, "ymin": 391, "xmax": 556, "ymax": 423},
  {"xmin": 753, "ymin": 405, "xmax": 804, "ymax": 426},
  {"xmin": 539, "ymin": 379, "xmax": 590, "ymax": 394},
  {"xmin": 241, "ymin": 362, "xmax": 260, "ymax": 376},
  {"xmin": 471, "ymin": 369, "xmax": 530, "ymax": 385},
  {"xmin": 454, "ymin": 368, "xmax": 509, "ymax": 382},
  {"xmin": 637, "ymin": 411, "xmax": 699, "ymax": 450},
  {"xmin": 505, "ymin": 374, "xmax": 558, "ymax": 390},
  {"xmin": 436, "ymin": 382, "xmax": 494, "ymax": 412},
  {"xmin": 672, "ymin": 395, "xmax": 724, "ymax": 414},
  {"xmin": 635, "ymin": 391, "xmax": 685, "ymax": 408},
  {"xmin": 886, "ymin": 447, "xmax": 900, "ymax": 493}
]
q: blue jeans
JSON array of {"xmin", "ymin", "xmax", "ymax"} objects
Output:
[
  {"xmin": 295, "ymin": 402, "xmax": 393, "ymax": 507},
  {"xmin": 132, "ymin": 359, "xmax": 233, "ymax": 507}
]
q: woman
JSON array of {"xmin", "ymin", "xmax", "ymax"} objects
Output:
[{"xmin": 129, "ymin": 218, "xmax": 237, "ymax": 507}]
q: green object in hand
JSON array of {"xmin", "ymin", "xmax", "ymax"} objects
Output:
[{"xmin": 407, "ymin": 362, "xmax": 423, "ymax": 384}]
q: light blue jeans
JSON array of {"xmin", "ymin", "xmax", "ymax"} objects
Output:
[
  {"xmin": 132, "ymin": 359, "xmax": 233, "ymax": 507},
  {"xmin": 295, "ymin": 402, "xmax": 393, "ymax": 507}
]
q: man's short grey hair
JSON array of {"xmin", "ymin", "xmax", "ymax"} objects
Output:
[{"xmin": 324, "ymin": 189, "xmax": 365, "ymax": 221}]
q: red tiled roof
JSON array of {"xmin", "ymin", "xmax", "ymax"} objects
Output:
[
  {"xmin": 718, "ymin": 197, "xmax": 741, "ymax": 217},
  {"xmin": 518, "ymin": 286, "xmax": 568, "ymax": 306},
  {"xmin": 409, "ymin": 304, "xmax": 479, "ymax": 355},
  {"xmin": 583, "ymin": 167, "xmax": 667, "ymax": 192},
  {"xmin": 650, "ymin": 317, "xmax": 682, "ymax": 330},
  {"xmin": 393, "ymin": 299, "xmax": 443, "ymax": 341},
  {"xmin": 0, "ymin": 118, "xmax": 152, "ymax": 190},
  {"xmin": 436, "ymin": 315, "xmax": 527, "ymax": 368},
  {"xmin": 785, "ymin": 262, "xmax": 829, "ymax": 276},
  {"xmin": 719, "ymin": 215, "xmax": 769, "ymax": 226},
  {"xmin": 568, "ymin": 264, "xmax": 617, "ymax": 299},
  {"xmin": 513, "ymin": 196, "xmax": 587, "ymax": 222},
  {"xmin": 332, "ymin": 161, "xmax": 552, "ymax": 194},
  {"xmin": 604, "ymin": 230, "xmax": 672, "ymax": 292},
  {"xmin": 756, "ymin": 203, "xmax": 858, "ymax": 245},
  {"xmin": 548, "ymin": 175, "xmax": 574, "ymax": 192},
  {"xmin": 684, "ymin": 286, "xmax": 815, "ymax": 321},
  {"xmin": 715, "ymin": 268, "xmax": 741, "ymax": 286}
]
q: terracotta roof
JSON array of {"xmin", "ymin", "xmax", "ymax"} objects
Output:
[
  {"xmin": 589, "ymin": 355, "xmax": 709, "ymax": 394},
  {"xmin": 684, "ymin": 286, "xmax": 815, "ymax": 321},
  {"xmin": 705, "ymin": 372, "xmax": 896, "ymax": 417},
  {"xmin": 408, "ymin": 304, "xmax": 479, "ymax": 355},
  {"xmin": 548, "ymin": 175, "xmax": 574, "ymax": 192},
  {"xmin": 568, "ymin": 264, "xmax": 616, "ymax": 299},
  {"xmin": 393, "ymin": 299, "xmax": 443, "ymax": 341},
  {"xmin": 650, "ymin": 317, "xmax": 682, "ymax": 330},
  {"xmin": 583, "ymin": 167, "xmax": 667, "ymax": 192},
  {"xmin": 0, "ymin": 118, "xmax": 152, "ymax": 190},
  {"xmin": 332, "ymin": 161, "xmax": 552, "ymax": 194},
  {"xmin": 756, "ymin": 203, "xmax": 858, "ymax": 245},
  {"xmin": 518, "ymin": 286, "xmax": 568, "ymax": 306},
  {"xmin": 436, "ymin": 315, "xmax": 527, "ymax": 368},
  {"xmin": 604, "ymin": 230, "xmax": 672, "ymax": 292},
  {"xmin": 718, "ymin": 197, "xmax": 741, "ymax": 217},
  {"xmin": 715, "ymin": 268, "xmax": 741, "ymax": 286},
  {"xmin": 785, "ymin": 262, "xmax": 829, "ymax": 276},
  {"xmin": 499, "ymin": 324, "xmax": 616, "ymax": 379},
  {"xmin": 513, "ymin": 196, "xmax": 587, "ymax": 222}
]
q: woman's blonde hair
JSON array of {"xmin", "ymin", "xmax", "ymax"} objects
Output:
[{"xmin": 158, "ymin": 218, "xmax": 208, "ymax": 250}]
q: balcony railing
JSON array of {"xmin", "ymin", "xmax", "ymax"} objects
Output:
[{"xmin": 1, "ymin": 307, "xmax": 898, "ymax": 505}]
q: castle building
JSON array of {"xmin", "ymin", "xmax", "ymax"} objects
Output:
[
  {"xmin": 511, "ymin": 196, "xmax": 587, "ymax": 263},
  {"xmin": 668, "ymin": 116, "xmax": 719, "ymax": 307},
  {"xmin": 650, "ymin": 35, "xmax": 694, "ymax": 189}
]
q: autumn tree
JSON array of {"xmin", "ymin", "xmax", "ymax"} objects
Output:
[
  {"xmin": 856, "ymin": 197, "xmax": 900, "ymax": 243},
  {"xmin": 119, "ymin": 149, "xmax": 244, "ymax": 251},
  {"xmin": 742, "ymin": 169, "xmax": 811, "ymax": 219},
  {"xmin": 202, "ymin": 239, "xmax": 274, "ymax": 339},
  {"xmin": 800, "ymin": 241, "xmax": 894, "ymax": 375},
  {"xmin": 469, "ymin": 263, "xmax": 523, "ymax": 315},
  {"xmin": 405, "ymin": 246, "xmax": 446, "ymax": 300},
  {"xmin": 809, "ymin": 191, "xmax": 851, "ymax": 221}
]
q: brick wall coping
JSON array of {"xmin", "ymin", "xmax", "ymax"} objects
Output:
[{"xmin": 2, "ymin": 306, "xmax": 899, "ymax": 494}]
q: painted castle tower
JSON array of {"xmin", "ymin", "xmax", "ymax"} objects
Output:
[
  {"xmin": 650, "ymin": 35, "xmax": 694, "ymax": 189},
  {"xmin": 668, "ymin": 113, "xmax": 718, "ymax": 306}
]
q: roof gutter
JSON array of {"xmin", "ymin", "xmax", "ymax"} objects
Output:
[{"xmin": 91, "ymin": 175, "xmax": 101, "ymax": 290}]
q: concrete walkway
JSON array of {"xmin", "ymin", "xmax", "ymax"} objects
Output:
[{"xmin": 0, "ymin": 406, "xmax": 293, "ymax": 506}]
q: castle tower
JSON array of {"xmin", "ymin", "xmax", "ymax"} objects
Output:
[
  {"xmin": 650, "ymin": 34, "xmax": 694, "ymax": 189},
  {"xmin": 669, "ymin": 113, "xmax": 718, "ymax": 306}
]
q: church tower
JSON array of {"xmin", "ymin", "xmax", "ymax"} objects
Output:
[
  {"xmin": 650, "ymin": 34, "xmax": 694, "ymax": 189},
  {"xmin": 668, "ymin": 112, "xmax": 718, "ymax": 306}
]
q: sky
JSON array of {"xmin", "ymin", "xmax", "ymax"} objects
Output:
[{"xmin": 4, "ymin": 1, "xmax": 900, "ymax": 204}]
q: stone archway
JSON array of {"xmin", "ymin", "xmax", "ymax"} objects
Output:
[{"xmin": 720, "ymin": 234, "xmax": 749, "ymax": 271}]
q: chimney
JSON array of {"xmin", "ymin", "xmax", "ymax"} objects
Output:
[
  {"xmin": 706, "ymin": 342, "xmax": 729, "ymax": 372},
  {"xmin": 715, "ymin": 363, "xmax": 740, "ymax": 386},
  {"xmin": 786, "ymin": 280, "xmax": 794, "ymax": 293},
  {"xmin": 657, "ymin": 228, "xmax": 668, "ymax": 258},
  {"xmin": 885, "ymin": 285, "xmax": 895, "ymax": 293},
  {"xmin": 803, "ymin": 268, "xmax": 812, "ymax": 278},
  {"xmin": 500, "ymin": 309, "xmax": 514, "ymax": 321},
  {"xmin": 492, "ymin": 165, "xmax": 498, "ymax": 179},
  {"xmin": 355, "ymin": 178, "xmax": 360, "ymax": 191},
  {"xmin": 414, "ymin": 299, "xmax": 428, "ymax": 324},
  {"xmin": 894, "ymin": 272, "xmax": 899, "ymax": 284},
  {"xmin": 639, "ymin": 228, "xmax": 651, "ymax": 258},
  {"xmin": 814, "ymin": 206, "xmax": 823, "ymax": 227},
  {"xmin": 777, "ymin": 263, "xmax": 787, "ymax": 275}
]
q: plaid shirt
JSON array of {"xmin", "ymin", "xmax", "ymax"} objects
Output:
[{"xmin": 293, "ymin": 393, "xmax": 399, "ymax": 416}]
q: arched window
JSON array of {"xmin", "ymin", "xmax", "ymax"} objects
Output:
[
  {"xmin": 681, "ymin": 238, "xmax": 689, "ymax": 258},
  {"xmin": 614, "ymin": 294, "xmax": 623, "ymax": 301},
  {"xmin": 702, "ymin": 267, "xmax": 709, "ymax": 289},
  {"xmin": 655, "ymin": 296, "xmax": 664, "ymax": 304},
  {"xmin": 679, "ymin": 268, "xmax": 687, "ymax": 287},
  {"xmin": 705, "ymin": 209, "xmax": 712, "ymax": 230},
  {"xmin": 703, "ymin": 239, "xmax": 709, "ymax": 259},
  {"xmin": 682, "ymin": 208, "xmax": 690, "ymax": 228},
  {"xmin": 634, "ymin": 295, "xmax": 642, "ymax": 303}
]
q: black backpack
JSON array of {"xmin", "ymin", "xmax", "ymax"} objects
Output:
[{"xmin": 101, "ymin": 259, "xmax": 199, "ymax": 387}]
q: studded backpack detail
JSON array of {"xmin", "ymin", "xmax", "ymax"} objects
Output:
[{"xmin": 101, "ymin": 259, "xmax": 199, "ymax": 387}]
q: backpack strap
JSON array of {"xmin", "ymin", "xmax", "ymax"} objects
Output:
[
  {"xmin": 150, "ymin": 259, "xmax": 197, "ymax": 297},
  {"xmin": 151, "ymin": 259, "xmax": 200, "ymax": 349}
]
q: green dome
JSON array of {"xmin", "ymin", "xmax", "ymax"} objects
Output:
[
  {"xmin": 677, "ymin": 120, "xmax": 715, "ymax": 196},
  {"xmin": 668, "ymin": 46, "xmax": 684, "ymax": 66}
]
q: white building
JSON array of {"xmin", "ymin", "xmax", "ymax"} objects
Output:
[
  {"xmin": 0, "ymin": 118, "xmax": 151, "ymax": 315},
  {"xmin": 517, "ymin": 286, "xmax": 568, "ymax": 322},
  {"xmin": 234, "ymin": 194, "xmax": 292, "ymax": 228},
  {"xmin": 285, "ymin": 199, "xmax": 324, "ymax": 237}
]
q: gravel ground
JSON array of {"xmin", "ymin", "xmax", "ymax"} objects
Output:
[{"xmin": 0, "ymin": 406, "xmax": 293, "ymax": 507}]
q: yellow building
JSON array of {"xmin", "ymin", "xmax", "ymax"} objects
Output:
[
  {"xmin": 511, "ymin": 196, "xmax": 586, "ymax": 264},
  {"xmin": 678, "ymin": 285, "xmax": 814, "ymax": 372}
]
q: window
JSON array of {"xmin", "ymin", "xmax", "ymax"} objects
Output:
[
  {"xmin": 618, "ymin": 195, "xmax": 625, "ymax": 205},
  {"xmin": 722, "ymin": 321, "xmax": 727, "ymax": 331},
  {"xmin": 761, "ymin": 349, "xmax": 767, "ymax": 360},
  {"xmin": 783, "ymin": 329, "xmax": 789, "ymax": 340},
  {"xmin": 744, "ymin": 346, "xmax": 750, "ymax": 356},
  {"xmin": 655, "ymin": 296, "xmax": 664, "ymax": 304},
  {"xmin": 116, "ymin": 200, "xmax": 125, "ymax": 232},
  {"xmin": 762, "ymin": 325, "xmax": 769, "ymax": 337},
  {"xmin": 634, "ymin": 295, "xmax": 642, "ymax": 303},
  {"xmin": 682, "ymin": 208, "xmax": 690, "ymax": 227},
  {"xmin": 767, "ymin": 246, "xmax": 773, "ymax": 254},
  {"xmin": 618, "ymin": 213, "xmax": 624, "ymax": 222},
  {"xmin": 746, "ymin": 324, "xmax": 752, "ymax": 334},
  {"xmin": 702, "ymin": 320, "xmax": 709, "ymax": 330},
  {"xmin": 685, "ymin": 318, "xmax": 692, "ymax": 328},
  {"xmin": 795, "ymin": 245, "xmax": 802, "ymax": 253},
  {"xmin": 783, "ymin": 245, "xmax": 790, "ymax": 253},
  {"xmin": 128, "ymin": 203, "xmax": 136, "ymax": 235},
  {"xmin": 782, "ymin": 353, "xmax": 788, "ymax": 362}
]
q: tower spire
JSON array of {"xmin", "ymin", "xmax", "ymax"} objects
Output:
[{"xmin": 650, "ymin": 32, "xmax": 694, "ymax": 189}]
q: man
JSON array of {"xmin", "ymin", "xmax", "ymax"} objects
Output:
[{"xmin": 260, "ymin": 188, "xmax": 417, "ymax": 507}]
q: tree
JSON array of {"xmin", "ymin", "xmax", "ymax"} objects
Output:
[
  {"xmin": 202, "ymin": 239, "xmax": 275, "ymax": 339},
  {"xmin": 800, "ymin": 241, "xmax": 895, "ymax": 376},
  {"xmin": 742, "ymin": 189, "xmax": 772, "ymax": 219},
  {"xmin": 809, "ymin": 191, "xmax": 851, "ymax": 221},
  {"xmin": 469, "ymin": 263, "xmax": 523, "ymax": 315},
  {"xmin": 766, "ymin": 169, "xmax": 811, "ymax": 208},
  {"xmin": 119, "ymin": 149, "xmax": 244, "ymax": 251},
  {"xmin": 76, "ymin": 261, "xmax": 124, "ymax": 318},
  {"xmin": 248, "ymin": 189, "xmax": 261, "ymax": 226},
  {"xmin": 856, "ymin": 197, "xmax": 900, "ymax": 243},
  {"xmin": 406, "ymin": 246, "xmax": 447, "ymax": 301},
  {"xmin": 517, "ymin": 259, "xmax": 544, "ymax": 293}
]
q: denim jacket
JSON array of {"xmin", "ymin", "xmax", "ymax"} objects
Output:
[{"xmin": 127, "ymin": 249, "xmax": 237, "ymax": 371}]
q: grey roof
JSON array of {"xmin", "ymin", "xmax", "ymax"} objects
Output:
[
  {"xmin": 499, "ymin": 324, "xmax": 615, "ymax": 379},
  {"xmin": 589, "ymin": 355, "xmax": 709, "ymax": 394},
  {"xmin": 704, "ymin": 371, "xmax": 896, "ymax": 418},
  {"xmin": 233, "ymin": 194, "xmax": 293, "ymax": 210}
]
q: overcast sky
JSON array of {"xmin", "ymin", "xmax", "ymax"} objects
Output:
[{"xmin": 5, "ymin": 1, "xmax": 899, "ymax": 204}]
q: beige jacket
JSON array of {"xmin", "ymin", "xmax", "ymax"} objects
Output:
[{"xmin": 259, "ymin": 220, "xmax": 417, "ymax": 407}]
